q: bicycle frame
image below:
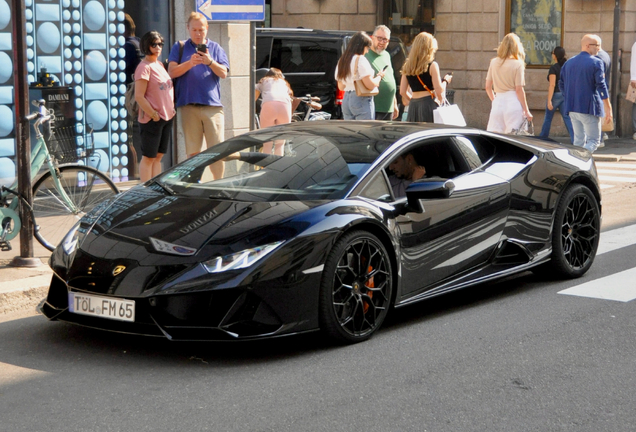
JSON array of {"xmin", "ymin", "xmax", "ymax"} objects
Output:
[{"xmin": 0, "ymin": 108, "xmax": 89, "ymax": 247}]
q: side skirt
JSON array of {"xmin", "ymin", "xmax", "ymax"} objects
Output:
[{"xmin": 394, "ymin": 247, "xmax": 552, "ymax": 308}]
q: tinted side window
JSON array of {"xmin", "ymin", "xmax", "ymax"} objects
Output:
[
  {"xmin": 256, "ymin": 36, "xmax": 272, "ymax": 69},
  {"xmin": 359, "ymin": 172, "xmax": 391, "ymax": 202},
  {"xmin": 452, "ymin": 135, "xmax": 496, "ymax": 169},
  {"xmin": 272, "ymin": 39, "xmax": 327, "ymax": 73}
]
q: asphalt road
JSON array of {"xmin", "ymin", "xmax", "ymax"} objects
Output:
[{"xmin": 2, "ymin": 187, "xmax": 636, "ymax": 432}]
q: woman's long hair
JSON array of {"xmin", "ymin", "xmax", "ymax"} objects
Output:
[
  {"xmin": 496, "ymin": 33, "xmax": 525, "ymax": 63},
  {"xmin": 259, "ymin": 67, "xmax": 293, "ymax": 96},
  {"xmin": 553, "ymin": 46, "xmax": 567, "ymax": 66},
  {"xmin": 336, "ymin": 31, "xmax": 373, "ymax": 81},
  {"xmin": 400, "ymin": 32, "xmax": 438, "ymax": 76}
]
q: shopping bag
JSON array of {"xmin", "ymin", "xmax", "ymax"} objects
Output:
[
  {"xmin": 626, "ymin": 85, "xmax": 636, "ymax": 103},
  {"xmin": 433, "ymin": 102, "xmax": 466, "ymax": 126},
  {"xmin": 511, "ymin": 119, "xmax": 534, "ymax": 136}
]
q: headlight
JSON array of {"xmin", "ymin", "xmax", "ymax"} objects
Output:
[
  {"xmin": 62, "ymin": 221, "xmax": 81, "ymax": 255},
  {"xmin": 202, "ymin": 241, "xmax": 283, "ymax": 273}
]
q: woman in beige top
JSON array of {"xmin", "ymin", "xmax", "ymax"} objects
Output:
[{"xmin": 485, "ymin": 33, "xmax": 533, "ymax": 133}]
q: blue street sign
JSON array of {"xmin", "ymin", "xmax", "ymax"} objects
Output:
[{"xmin": 196, "ymin": 0, "xmax": 265, "ymax": 21}]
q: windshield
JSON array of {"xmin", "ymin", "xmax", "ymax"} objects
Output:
[{"xmin": 157, "ymin": 129, "xmax": 389, "ymax": 201}]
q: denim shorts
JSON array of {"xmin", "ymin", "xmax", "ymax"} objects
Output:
[{"xmin": 342, "ymin": 91, "xmax": 375, "ymax": 120}]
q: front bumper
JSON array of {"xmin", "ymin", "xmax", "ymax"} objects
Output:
[{"xmin": 41, "ymin": 271, "xmax": 321, "ymax": 341}]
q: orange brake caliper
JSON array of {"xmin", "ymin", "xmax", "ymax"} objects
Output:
[{"xmin": 363, "ymin": 265, "xmax": 374, "ymax": 313}]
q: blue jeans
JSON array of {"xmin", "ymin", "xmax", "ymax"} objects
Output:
[
  {"xmin": 342, "ymin": 91, "xmax": 374, "ymax": 120},
  {"xmin": 569, "ymin": 112, "xmax": 601, "ymax": 152},
  {"xmin": 539, "ymin": 92, "xmax": 573, "ymax": 141}
]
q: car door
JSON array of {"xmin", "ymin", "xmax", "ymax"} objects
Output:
[{"xmin": 393, "ymin": 135, "xmax": 511, "ymax": 298}]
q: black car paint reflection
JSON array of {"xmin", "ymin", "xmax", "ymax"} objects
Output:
[{"xmin": 42, "ymin": 121, "xmax": 601, "ymax": 343}]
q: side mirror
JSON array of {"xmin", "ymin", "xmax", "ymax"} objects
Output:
[{"xmin": 405, "ymin": 178, "xmax": 455, "ymax": 212}]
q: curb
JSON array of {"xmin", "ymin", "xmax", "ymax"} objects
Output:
[
  {"xmin": 0, "ymin": 273, "xmax": 51, "ymax": 316},
  {"xmin": 0, "ymin": 285, "xmax": 49, "ymax": 316},
  {"xmin": 594, "ymin": 155, "xmax": 621, "ymax": 162}
]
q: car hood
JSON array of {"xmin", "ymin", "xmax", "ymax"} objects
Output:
[{"xmin": 75, "ymin": 186, "xmax": 323, "ymax": 263}]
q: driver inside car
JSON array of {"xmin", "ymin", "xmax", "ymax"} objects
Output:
[{"xmin": 387, "ymin": 150, "xmax": 428, "ymax": 198}]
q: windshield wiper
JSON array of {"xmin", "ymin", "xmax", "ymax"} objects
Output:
[{"xmin": 148, "ymin": 179, "xmax": 175, "ymax": 195}]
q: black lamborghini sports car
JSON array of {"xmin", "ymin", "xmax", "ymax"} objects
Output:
[{"xmin": 42, "ymin": 121, "xmax": 602, "ymax": 343}]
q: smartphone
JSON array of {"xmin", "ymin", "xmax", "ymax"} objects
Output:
[
  {"xmin": 381, "ymin": 65, "xmax": 389, "ymax": 71},
  {"xmin": 197, "ymin": 44, "xmax": 207, "ymax": 53}
]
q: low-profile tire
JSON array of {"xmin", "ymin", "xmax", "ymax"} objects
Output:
[
  {"xmin": 543, "ymin": 183, "xmax": 600, "ymax": 279},
  {"xmin": 319, "ymin": 230, "xmax": 393, "ymax": 344}
]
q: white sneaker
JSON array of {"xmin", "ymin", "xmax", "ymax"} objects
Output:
[
  {"xmin": 598, "ymin": 142, "xmax": 605, "ymax": 148},
  {"xmin": 633, "ymin": 133, "xmax": 636, "ymax": 140}
]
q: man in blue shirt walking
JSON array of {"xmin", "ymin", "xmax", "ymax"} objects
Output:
[{"xmin": 559, "ymin": 34, "xmax": 612, "ymax": 152}]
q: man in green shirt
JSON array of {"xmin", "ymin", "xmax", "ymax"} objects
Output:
[{"xmin": 365, "ymin": 25, "xmax": 399, "ymax": 120}]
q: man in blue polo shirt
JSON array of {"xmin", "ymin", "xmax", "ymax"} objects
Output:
[
  {"xmin": 559, "ymin": 34, "xmax": 612, "ymax": 152},
  {"xmin": 168, "ymin": 11, "xmax": 229, "ymax": 178}
]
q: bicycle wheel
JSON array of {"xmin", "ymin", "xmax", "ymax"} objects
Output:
[{"xmin": 31, "ymin": 165, "xmax": 119, "ymax": 251}]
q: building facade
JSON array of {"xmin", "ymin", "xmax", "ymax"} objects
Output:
[
  {"xmin": 270, "ymin": 0, "xmax": 636, "ymax": 137},
  {"xmin": 2, "ymin": 0, "xmax": 635, "ymax": 188}
]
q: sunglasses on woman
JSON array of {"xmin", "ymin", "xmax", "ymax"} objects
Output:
[{"xmin": 151, "ymin": 42, "xmax": 164, "ymax": 48}]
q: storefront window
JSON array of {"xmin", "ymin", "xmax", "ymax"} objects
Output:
[{"xmin": 385, "ymin": 0, "xmax": 435, "ymax": 49}]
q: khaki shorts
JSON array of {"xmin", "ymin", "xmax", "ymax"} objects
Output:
[{"xmin": 179, "ymin": 105, "xmax": 225, "ymax": 155}]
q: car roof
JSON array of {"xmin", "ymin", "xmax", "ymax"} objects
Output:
[
  {"xmin": 256, "ymin": 28, "xmax": 357, "ymax": 38},
  {"xmin": 255, "ymin": 28, "xmax": 403, "ymax": 43}
]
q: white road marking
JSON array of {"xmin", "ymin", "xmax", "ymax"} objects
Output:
[
  {"xmin": 596, "ymin": 162, "xmax": 636, "ymax": 189},
  {"xmin": 598, "ymin": 224, "xmax": 636, "ymax": 256},
  {"xmin": 597, "ymin": 169, "xmax": 636, "ymax": 175},
  {"xmin": 558, "ymin": 267, "xmax": 636, "ymax": 302},
  {"xmin": 598, "ymin": 175, "xmax": 636, "ymax": 182},
  {"xmin": 558, "ymin": 225, "xmax": 636, "ymax": 302},
  {"xmin": 596, "ymin": 162, "xmax": 636, "ymax": 169}
]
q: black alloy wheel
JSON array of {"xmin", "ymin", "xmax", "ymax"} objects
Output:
[
  {"xmin": 548, "ymin": 184, "xmax": 600, "ymax": 278},
  {"xmin": 319, "ymin": 231, "xmax": 393, "ymax": 343}
]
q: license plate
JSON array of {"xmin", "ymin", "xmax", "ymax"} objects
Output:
[{"xmin": 68, "ymin": 292, "xmax": 135, "ymax": 322}]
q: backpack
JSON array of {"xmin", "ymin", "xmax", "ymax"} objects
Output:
[
  {"xmin": 126, "ymin": 41, "xmax": 184, "ymax": 118},
  {"xmin": 124, "ymin": 38, "xmax": 143, "ymax": 118}
]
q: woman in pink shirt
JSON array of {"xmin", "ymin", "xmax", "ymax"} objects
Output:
[{"xmin": 135, "ymin": 31, "xmax": 175, "ymax": 182}]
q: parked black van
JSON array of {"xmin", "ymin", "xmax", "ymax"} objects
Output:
[{"xmin": 256, "ymin": 28, "xmax": 408, "ymax": 119}]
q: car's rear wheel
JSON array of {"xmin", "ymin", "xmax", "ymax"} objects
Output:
[
  {"xmin": 319, "ymin": 231, "xmax": 393, "ymax": 343},
  {"xmin": 545, "ymin": 183, "xmax": 600, "ymax": 278}
]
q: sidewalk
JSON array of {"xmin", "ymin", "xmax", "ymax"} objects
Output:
[
  {"xmin": 0, "ymin": 179, "xmax": 139, "ymax": 317},
  {"xmin": 553, "ymin": 134, "xmax": 636, "ymax": 162},
  {"xmin": 2, "ymin": 136, "xmax": 636, "ymax": 317}
]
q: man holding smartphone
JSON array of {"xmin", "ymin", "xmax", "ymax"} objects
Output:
[
  {"xmin": 168, "ymin": 11, "xmax": 229, "ymax": 177},
  {"xmin": 365, "ymin": 25, "xmax": 399, "ymax": 120}
]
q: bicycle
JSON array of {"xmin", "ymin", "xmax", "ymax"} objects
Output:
[
  {"xmin": 291, "ymin": 95, "xmax": 331, "ymax": 122},
  {"xmin": 0, "ymin": 100, "xmax": 119, "ymax": 252}
]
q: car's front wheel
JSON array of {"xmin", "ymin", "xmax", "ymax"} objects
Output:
[
  {"xmin": 547, "ymin": 183, "xmax": 600, "ymax": 278},
  {"xmin": 319, "ymin": 231, "xmax": 393, "ymax": 343}
]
